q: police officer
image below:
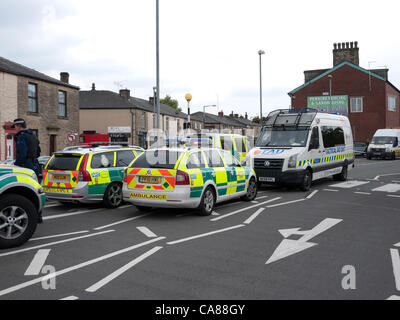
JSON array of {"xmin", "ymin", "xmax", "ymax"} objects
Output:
[{"xmin": 12, "ymin": 118, "xmax": 41, "ymax": 178}]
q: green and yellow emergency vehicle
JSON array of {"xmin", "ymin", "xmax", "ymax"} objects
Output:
[
  {"xmin": 42, "ymin": 146, "xmax": 143, "ymax": 208},
  {"xmin": 0, "ymin": 164, "xmax": 45, "ymax": 248}
]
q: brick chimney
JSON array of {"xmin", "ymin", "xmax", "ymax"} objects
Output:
[
  {"xmin": 60, "ymin": 72, "xmax": 69, "ymax": 84},
  {"xmin": 91, "ymin": 83, "xmax": 96, "ymax": 91},
  {"xmin": 333, "ymin": 41, "xmax": 359, "ymax": 66},
  {"xmin": 218, "ymin": 111, "xmax": 224, "ymax": 117},
  {"xmin": 229, "ymin": 111, "xmax": 234, "ymax": 118},
  {"xmin": 119, "ymin": 89, "xmax": 130, "ymax": 99},
  {"xmin": 245, "ymin": 112, "xmax": 248, "ymax": 119}
]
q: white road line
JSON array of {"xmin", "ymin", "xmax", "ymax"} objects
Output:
[
  {"xmin": 256, "ymin": 196, "xmax": 269, "ymax": 200},
  {"xmin": 0, "ymin": 230, "xmax": 114, "ymax": 258},
  {"xmin": 306, "ymin": 190, "xmax": 319, "ymax": 199},
  {"xmin": 86, "ymin": 246, "xmax": 163, "ymax": 293},
  {"xmin": 390, "ymin": 248, "xmax": 400, "ymax": 291},
  {"xmin": 24, "ymin": 249, "xmax": 51, "ymax": 276},
  {"xmin": 60, "ymin": 296, "xmax": 79, "ymax": 300},
  {"xmin": 388, "ymin": 195, "xmax": 400, "ymax": 198},
  {"xmin": 94, "ymin": 213, "xmax": 151, "ymax": 231},
  {"xmin": 251, "ymin": 201, "xmax": 259, "ymax": 204},
  {"xmin": 136, "ymin": 226, "xmax": 157, "ymax": 238},
  {"xmin": 373, "ymin": 173, "xmax": 400, "ymax": 181},
  {"xmin": 167, "ymin": 225, "xmax": 245, "ymax": 245},
  {"xmin": 387, "ymin": 295, "xmax": 400, "ymax": 300},
  {"xmin": 44, "ymin": 203, "xmax": 61, "ymax": 208},
  {"xmin": 330, "ymin": 180, "xmax": 370, "ymax": 188},
  {"xmin": 30, "ymin": 230, "xmax": 89, "ymax": 241},
  {"xmin": 243, "ymin": 208, "xmax": 265, "ymax": 225},
  {"xmin": 118, "ymin": 205, "xmax": 132, "ymax": 210},
  {"xmin": 211, "ymin": 211, "xmax": 220, "ymax": 216},
  {"xmin": 43, "ymin": 209, "xmax": 102, "ymax": 221},
  {"xmin": 0, "ymin": 237, "xmax": 165, "ymax": 297},
  {"xmin": 211, "ymin": 197, "xmax": 281, "ymax": 222},
  {"xmin": 266, "ymin": 198, "xmax": 306, "ymax": 208},
  {"xmin": 354, "ymin": 192, "xmax": 371, "ymax": 195},
  {"xmin": 372, "ymin": 184, "xmax": 400, "ymax": 193},
  {"xmin": 323, "ymin": 189, "xmax": 339, "ymax": 192}
]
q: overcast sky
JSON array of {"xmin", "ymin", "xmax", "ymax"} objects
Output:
[{"xmin": 1, "ymin": 0, "xmax": 399, "ymax": 119}]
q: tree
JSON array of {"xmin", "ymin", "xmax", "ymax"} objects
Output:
[
  {"xmin": 251, "ymin": 116, "xmax": 267, "ymax": 124},
  {"xmin": 160, "ymin": 95, "xmax": 182, "ymax": 112}
]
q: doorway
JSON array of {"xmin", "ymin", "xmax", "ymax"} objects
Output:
[{"xmin": 50, "ymin": 135, "xmax": 56, "ymax": 155}]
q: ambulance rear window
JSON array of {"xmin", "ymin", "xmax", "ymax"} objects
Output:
[
  {"xmin": 131, "ymin": 150, "xmax": 182, "ymax": 169},
  {"xmin": 47, "ymin": 154, "xmax": 82, "ymax": 171}
]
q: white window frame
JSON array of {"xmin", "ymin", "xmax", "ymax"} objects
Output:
[
  {"xmin": 388, "ymin": 95, "xmax": 396, "ymax": 112},
  {"xmin": 350, "ymin": 97, "xmax": 363, "ymax": 113}
]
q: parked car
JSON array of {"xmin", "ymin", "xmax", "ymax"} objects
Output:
[
  {"xmin": 123, "ymin": 148, "xmax": 257, "ymax": 216},
  {"xmin": 354, "ymin": 142, "xmax": 367, "ymax": 157},
  {"xmin": 38, "ymin": 156, "xmax": 51, "ymax": 177},
  {"xmin": 0, "ymin": 165, "xmax": 45, "ymax": 248},
  {"xmin": 42, "ymin": 146, "xmax": 144, "ymax": 208}
]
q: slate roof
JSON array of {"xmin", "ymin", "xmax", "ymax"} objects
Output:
[
  {"xmin": 79, "ymin": 90, "xmax": 188, "ymax": 119},
  {"xmin": 191, "ymin": 111, "xmax": 247, "ymax": 127},
  {"xmin": 0, "ymin": 56, "xmax": 79, "ymax": 90}
]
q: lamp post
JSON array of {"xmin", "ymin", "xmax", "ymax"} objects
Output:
[
  {"xmin": 258, "ymin": 50, "xmax": 265, "ymax": 124},
  {"xmin": 185, "ymin": 93, "xmax": 192, "ymax": 129},
  {"xmin": 202, "ymin": 104, "xmax": 217, "ymax": 129},
  {"xmin": 152, "ymin": 86, "xmax": 157, "ymax": 128},
  {"xmin": 156, "ymin": 0, "xmax": 160, "ymax": 128},
  {"xmin": 328, "ymin": 75, "xmax": 333, "ymax": 109}
]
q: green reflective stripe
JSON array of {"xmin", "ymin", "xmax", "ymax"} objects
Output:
[
  {"xmin": 190, "ymin": 191, "xmax": 202, "ymax": 198},
  {"xmin": 88, "ymin": 184, "xmax": 108, "ymax": 195},
  {"xmin": 0, "ymin": 176, "xmax": 18, "ymax": 188},
  {"xmin": 236, "ymin": 185, "xmax": 246, "ymax": 192},
  {"xmin": 218, "ymin": 188, "xmax": 227, "ymax": 196}
]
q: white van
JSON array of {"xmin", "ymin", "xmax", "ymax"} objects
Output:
[
  {"xmin": 249, "ymin": 109, "xmax": 354, "ymax": 191},
  {"xmin": 366, "ymin": 129, "xmax": 400, "ymax": 160}
]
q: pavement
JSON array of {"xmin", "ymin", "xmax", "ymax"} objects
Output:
[{"xmin": 0, "ymin": 157, "xmax": 399, "ymax": 300}]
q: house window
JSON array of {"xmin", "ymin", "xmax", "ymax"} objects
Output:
[
  {"xmin": 388, "ymin": 96, "xmax": 396, "ymax": 112},
  {"xmin": 350, "ymin": 97, "xmax": 363, "ymax": 113},
  {"xmin": 58, "ymin": 91, "xmax": 66, "ymax": 117},
  {"xmin": 141, "ymin": 112, "xmax": 146, "ymax": 128},
  {"xmin": 28, "ymin": 83, "xmax": 38, "ymax": 113}
]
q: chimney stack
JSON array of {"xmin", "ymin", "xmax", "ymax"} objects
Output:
[
  {"xmin": 333, "ymin": 41, "xmax": 359, "ymax": 66},
  {"xmin": 119, "ymin": 89, "xmax": 130, "ymax": 99},
  {"xmin": 60, "ymin": 72, "xmax": 69, "ymax": 84},
  {"xmin": 245, "ymin": 112, "xmax": 248, "ymax": 120},
  {"xmin": 230, "ymin": 111, "xmax": 234, "ymax": 118},
  {"xmin": 218, "ymin": 111, "xmax": 224, "ymax": 117},
  {"xmin": 91, "ymin": 83, "xmax": 96, "ymax": 91}
]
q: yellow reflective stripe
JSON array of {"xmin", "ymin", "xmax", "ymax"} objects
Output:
[{"xmin": 16, "ymin": 175, "xmax": 41, "ymax": 189}]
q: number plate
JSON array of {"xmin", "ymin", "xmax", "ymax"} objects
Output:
[
  {"xmin": 259, "ymin": 177, "xmax": 275, "ymax": 182},
  {"xmin": 139, "ymin": 176, "xmax": 162, "ymax": 184},
  {"xmin": 52, "ymin": 174, "xmax": 69, "ymax": 181}
]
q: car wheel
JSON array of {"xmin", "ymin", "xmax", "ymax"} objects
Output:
[
  {"xmin": 0, "ymin": 194, "xmax": 38, "ymax": 249},
  {"xmin": 333, "ymin": 166, "xmax": 348, "ymax": 181},
  {"xmin": 242, "ymin": 178, "xmax": 257, "ymax": 201},
  {"xmin": 197, "ymin": 186, "xmax": 215, "ymax": 216},
  {"xmin": 103, "ymin": 183, "xmax": 123, "ymax": 208},
  {"xmin": 299, "ymin": 170, "xmax": 312, "ymax": 192}
]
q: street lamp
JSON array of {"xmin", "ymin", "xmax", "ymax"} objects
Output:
[
  {"xmin": 185, "ymin": 93, "xmax": 192, "ymax": 129},
  {"xmin": 258, "ymin": 50, "xmax": 265, "ymax": 124},
  {"xmin": 202, "ymin": 104, "xmax": 217, "ymax": 129},
  {"xmin": 156, "ymin": 0, "xmax": 160, "ymax": 128},
  {"xmin": 328, "ymin": 75, "xmax": 333, "ymax": 110}
]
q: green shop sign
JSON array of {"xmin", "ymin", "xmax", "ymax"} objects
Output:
[{"xmin": 307, "ymin": 95, "xmax": 348, "ymax": 116}]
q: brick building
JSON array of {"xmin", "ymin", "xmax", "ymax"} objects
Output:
[
  {"xmin": 288, "ymin": 42, "xmax": 400, "ymax": 142},
  {"xmin": 0, "ymin": 56, "xmax": 80, "ymax": 159}
]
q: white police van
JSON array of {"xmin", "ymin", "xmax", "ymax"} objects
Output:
[
  {"xmin": 366, "ymin": 129, "xmax": 400, "ymax": 160},
  {"xmin": 249, "ymin": 109, "xmax": 354, "ymax": 191}
]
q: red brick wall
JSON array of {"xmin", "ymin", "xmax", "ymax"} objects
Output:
[{"xmin": 291, "ymin": 64, "xmax": 399, "ymax": 142}]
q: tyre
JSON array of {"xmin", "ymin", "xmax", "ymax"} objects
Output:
[
  {"xmin": 135, "ymin": 206, "xmax": 153, "ymax": 212},
  {"xmin": 0, "ymin": 194, "xmax": 38, "ymax": 249},
  {"xmin": 333, "ymin": 166, "xmax": 348, "ymax": 181},
  {"xmin": 197, "ymin": 186, "xmax": 215, "ymax": 216},
  {"xmin": 299, "ymin": 170, "xmax": 312, "ymax": 192},
  {"xmin": 241, "ymin": 178, "xmax": 258, "ymax": 201},
  {"xmin": 103, "ymin": 183, "xmax": 123, "ymax": 208}
]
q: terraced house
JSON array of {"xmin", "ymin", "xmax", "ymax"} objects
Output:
[{"xmin": 0, "ymin": 56, "xmax": 80, "ymax": 159}]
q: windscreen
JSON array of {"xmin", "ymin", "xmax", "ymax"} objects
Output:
[
  {"xmin": 371, "ymin": 136, "xmax": 397, "ymax": 145},
  {"xmin": 46, "ymin": 154, "xmax": 82, "ymax": 170},
  {"xmin": 130, "ymin": 150, "xmax": 182, "ymax": 169},
  {"xmin": 256, "ymin": 128, "xmax": 310, "ymax": 147}
]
